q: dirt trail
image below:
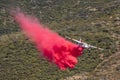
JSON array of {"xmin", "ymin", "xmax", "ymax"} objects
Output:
[{"xmin": 61, "ymin": 50, "xmax": 120, "ymax": 80}]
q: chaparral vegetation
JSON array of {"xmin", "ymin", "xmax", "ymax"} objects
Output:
[{"xmin": 0, "ymin": 0, "xmax": 120, "ymax": 80}]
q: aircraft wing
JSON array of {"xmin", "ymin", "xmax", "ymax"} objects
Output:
[{"xmin": 66, "ymin": 36, "xmax": 104, "ymax": 50}]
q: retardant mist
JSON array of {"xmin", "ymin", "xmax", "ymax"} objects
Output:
[{"xmin": 12, "ymin": 9, "xmax": 84, "ymax": 70}]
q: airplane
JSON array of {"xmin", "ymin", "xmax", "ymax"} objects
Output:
[{"xmin": 66, "ymin": 36, "xmax": 104, "ymax": 50}]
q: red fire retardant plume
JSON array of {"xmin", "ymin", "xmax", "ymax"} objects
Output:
[{"xmin": 12, "ymin": 10, "xmax": 84, "ymax": 70}]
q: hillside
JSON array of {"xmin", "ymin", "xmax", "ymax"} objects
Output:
[
  {"xmin": 0, "ymin": 0, "xmax": 120, "ymax": 80},
  {"xmin": 62, "ymin": 52, "xmax": 120, "ymax": 80}
]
